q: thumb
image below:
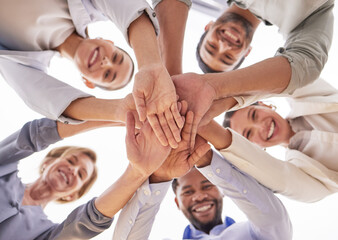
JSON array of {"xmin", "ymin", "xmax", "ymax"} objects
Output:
[
  {"xmin": 125, "ymin": 112, "xmax": 137, "ymax": 146},
  {"xmin": 188, "ymin": 143, "xmax": 211, "ymax": 167}
]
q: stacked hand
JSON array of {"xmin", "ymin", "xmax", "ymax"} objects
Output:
[
  {"xmin": 172, "ymin": 72, "xmax": 217, "ymax": 149},
  {"xmin": 125, "ymin": 112, "xmax": 171, "ymax": 177},
  {"xmin": 133, "ymin": 64, "xmax": 184, "ymax": 149},
  {"xmin": 150, "ymin": 111, "xmax": 211, "ymax": 182}
]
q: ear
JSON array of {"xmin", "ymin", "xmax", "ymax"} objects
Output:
[
  {"xmin": 174, "ymin": 197, "xmax": 180, "ymax": 209},
  {"xmin": 244, "ymin": 46, "xmax": 252, "ymax": 57},
  {"xmin": 82, "ymin": 77, "xmax": 96, "ymax": 89},
  {"xmin": 204, "ymin": 21, "xmax": 214, "ymax": 31}
]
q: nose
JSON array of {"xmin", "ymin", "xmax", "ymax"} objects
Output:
[
  {"xmin": 100, "ymin": 56, "xmax": 113, "ymax": 67},
  {"xmin": 192, "ymin": 192, "xmax": 208, "ymax": 202},
  {"xmin": 67, "ymin": 165, "xmax": 79, "ymax": 176},
  {"xmin": 218, "ymin": 40, "xmax": 232, "ymax": 52}
]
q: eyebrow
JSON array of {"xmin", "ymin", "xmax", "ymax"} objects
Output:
[
  {"xmin": 112, "ymin": 52, "xmax": 118, "ymax": 63},
  {"xmin": 181, "ymin": 185, "xmax": 192, "ymax": 191},
  {"xmin": 112, "ymin": 72, "xmax": 117, "ymax": 81},
  {"xmin": 201, "ymin": 180, "xmax": 211, "ymax": 184}
]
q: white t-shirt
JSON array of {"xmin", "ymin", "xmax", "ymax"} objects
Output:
[{"xmin": 0, "ymin": 0, "xmax": 75, "ymax": 50}]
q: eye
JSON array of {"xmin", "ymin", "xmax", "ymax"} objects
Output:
[
  {"xmin": 252, "ymin": 110, "xmax": 256, "ymax": 121},
  {"xmin": 104, "ymin": 70, "xmax": 110, "ymax": 79},
  {"xmin": 67, "ymin": 159, "xmax": 74, "ymax": 165},
  {"xmin": 246, "ymin": 129, "xmax": 252, "ymax": 139},
  {"xmin": 225, "ymin": 54, "xmax": 232, "ymax": 60},
  {"xmin": 182, "ymin": 190, "xmax": 193, "ymax": 196},
  {"xmin": 78, "ymin": 171, "xmax": 83, "ymax": 179},
  {"xmin": 112, "ymin": 52, "xmax": 118, "ymax": 63},
  {"xmin": 202, "ymin": 185, "xmax": 213, "ymax": 190}
]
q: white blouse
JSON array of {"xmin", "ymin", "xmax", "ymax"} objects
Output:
[
  {"xmin": 0, "ymin": 0, "xmax": 75, "ymax": 50},
  {"xmin": 289, "ymin": 111, "xmax": 338, "ymax": 171}
]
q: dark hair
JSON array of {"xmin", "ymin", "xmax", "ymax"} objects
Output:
[
  {"xmin": 96, "ymin": 47, "xmax": 135, "ymax": 91},
  {"xmin": 172, "ymin": 178, "xmax": 179, "ymax": 194},
  {"xmin": 222, "ymin": 102, "xmax": 259, "ymax": 128},
  {"xmin": 196, "ymin": 30, "xmax": 245, "ymax": 73}
]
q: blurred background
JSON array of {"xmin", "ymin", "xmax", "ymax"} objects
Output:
[{"xmin": 0, "ymin": 1, "xmax": 337, "ymax": 239}]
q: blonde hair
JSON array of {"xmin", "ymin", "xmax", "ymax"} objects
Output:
[{"xmin": 40, "ymin": 146, "xmax": 98, "ymax": 203}]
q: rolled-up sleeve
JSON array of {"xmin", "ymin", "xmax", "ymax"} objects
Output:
[
  {"xmin": 151, "ymin": 0, "xmax": 192, "ymax": 9},
  {"xmin": 91, "ymin": 0, "xmax": 159, "ymax": 44}
]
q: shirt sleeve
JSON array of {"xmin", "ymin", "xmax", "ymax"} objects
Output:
[
  {"xmin": 151, "ymin": 0, "xmax": 192, "ymax": 9},
  {"xmin": 0, "ymin": 56, "xmax": 92, "ymax": 124},
  {"xmin": 0, "ymin": 118, "xmax": 61, "ymax": 176},
  {"xmin": 91, "ymin": 0, "xmax": 159, "ymax": 44},
  {"xmin": 113, "ymin": 179, "xmax": 170, "ymax": 240},
  {"xmin": 42, "ymin": 198, "xmax": 113, "ymax": 240},
  {"xmin": 197, "ymin": 150, "xmax": 293, "ymax": 240},
  {"xmin": 219, "ymin": 129, "xmax": 333, "ymax": 202}
]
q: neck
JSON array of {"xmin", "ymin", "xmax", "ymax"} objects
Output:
[
  {"xmin": 23, "ymin": 179, "xmax": 55, "ymax": 209},
  {"xmin": 227, "ymin": 4, "xmax": 260, "ymax": 31},
  {"xmin": 55, "ymin": 32, "xmax": 83, "ymax": 61}
]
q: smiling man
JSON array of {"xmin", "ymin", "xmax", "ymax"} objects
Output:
[{"xmin": 196, "ymin": 3, "xmax": 260, "ymax": 73}]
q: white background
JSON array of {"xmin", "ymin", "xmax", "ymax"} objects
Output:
[{"xmin": 0, "ymin": 3, "xmax": 338, "ymax": 240}]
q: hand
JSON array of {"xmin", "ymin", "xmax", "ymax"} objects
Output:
[
  {"xmin": 133, "ymin": 64, "xmax": 184, "ymax": 148},
  {"xmin": 150, "ymin": 111, "xmax": 211, "ymax": 182},
  {"xmin": 117, "ymin": 93, "xmax": 142, "ymax": 128},
  {"xmin": 172, "ymin": 72, "xmax": 216, "ymax": 149},
  {"xmin": 125, "ymin": 112, "xmax": 171, "ymax": 177}
]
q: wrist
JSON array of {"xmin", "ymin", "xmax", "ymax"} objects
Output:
[
  {"xmin": 195, "ymin": 149, "xmax": 213, "ymax": 168},
  {"xmin": 126, "ymin": 164, "xmax": 150, "ymax": 183},
  {"xmin": 202, "ymin": 74, "xmax": 219, "ymax": 100},
  {"xmin": 149, "ymin": 173, "xmax": 172, "ymax": 183}
]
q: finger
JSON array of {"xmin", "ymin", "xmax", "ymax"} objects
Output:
[
  {"xmin": 171, "ymin": 102, "xmax": 184, "ymax": 129},
  {"xmin": 132, "ymin": 91, "xmax": 147, "ymax": 122},
  {"xmin": 181, "ymin": 111, "xmax": 194, "ymax": 142},
  {"xmin": 188, "ymin": 143, "xmax": 211, "ymax": 167},
  {"xmin": 125, "ymin": 112, "xmax": 137, "ymax": 146},
  {"xmin": 179, "ymin": 100, "xmax": 188, "ymax": 116},
  {"xmin": 164, "ymin": 108, "xmax": 181, "ymax": 143},
  {"xmin": 189, "ymin": 114, "xmax": 201, "ymax": 151},
  {"xmin": 158, "ymin": 112, "xmax": 178, "ymax": 148},
  {"xmin": 147, "ymin": 114, "xmax": 169, "ymax": 147}
]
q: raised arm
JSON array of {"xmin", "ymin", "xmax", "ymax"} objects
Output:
[
  {"xmin": 198, "ymin": 120, "xmax": 333, "ymax": 202},
  {"xmin": 153, "ymin": 0, "xmax": 190, "ymax": 75},
  {"xmin": 196, "ymin": 150, "xmax": 293, "ymax": 240}
]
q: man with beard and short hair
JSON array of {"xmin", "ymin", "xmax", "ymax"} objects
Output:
[{"xmin": 113, "ymin": 148, "xmax": 292, "ymax": 239}]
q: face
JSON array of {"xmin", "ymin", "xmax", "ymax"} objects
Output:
[
  {"xmin": 42, "ymin": 151, "xmax": 95, "ymax": 198},
  {"xmin": 175, "ymin": 168, "xmax": 223, "ymax": 232},
  {"xmin": 74, "ymin": 39, "xmax": 133, "ymax": 90},
  {"xmin": 199, "ymin": 13, "xmax": 253, "ymax": 72},
  {"xmin": 230, "ymin": 104, "xmax": 293, "ymax": 148}
]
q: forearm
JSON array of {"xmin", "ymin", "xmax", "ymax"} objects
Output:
[
  {"xmin": 56, "ymin": 120, "xmax": 117, "ymax": 139},
  {"xmin": 155, "ymin": 0, "xmax": 189, "ymax": 75},
  {"xmin": 129, "ymin": 13, "xmax": 162, "ymax": 68},
  {"xmin": 95, "ymin": 165, "xmax": 148, "ymax": 218},
  {"xmin": 198, "ymin": 120, "xmax": 232, "ymax": 150},
  {"xmin": 205, "ymin": 56, "xmax": 291, "ymax": 99},
  {"xmin": 62, "ymin": 97, "xmax": 123, "ymax": 122}
]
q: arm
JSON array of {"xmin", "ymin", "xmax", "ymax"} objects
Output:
[
  {"xmin": 196, "ymin": 150, "xmax": 293, "ymax": 240},
  {"xmin": 153, "ymin": 0, "xmax": 190, "ymax": 75},
  {"xmin": 113, "ymin": 111, "xmax": 210, "ymax": 240},
  {"xmin": 198, "ymin": 121, "xmax": 333, "ymax": 202}
]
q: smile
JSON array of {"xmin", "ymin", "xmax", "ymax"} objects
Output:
[
  {"xmin": 58, "ymin": 169, "xmax": 69, "ymax": 185},
  {"xmin": 88, "ymin": 47, "xmax": 99, "ymax": 68},
  {"xmin": 192, "ymin": 202, "xmax": 214, "ymax": 213},
  {"xmin": 220, "ymin": 29, "xmax": 241, "ymax": 46},
  {"xmin": 267, "ymin": 120, "xmax": 275, "ymax": 140}
]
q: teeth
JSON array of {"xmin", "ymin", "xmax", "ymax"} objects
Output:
[
  {"xmin": 224, "ymin": 31, "xmax": 238, "ymax": 41},
  {"xmin": 60, "ymin": 171, "xmax": 68, "ymax": 184},
  {"xmin": 89, "ymin": 49, "xmax": 98, "ymax": 66},
  {"xmin": 267, "ymin": 121, "xmax": 275, "ymax": 139},
  {"xmin": 195, "ymin": 205, "xmax": 211, "ymax": 212}
]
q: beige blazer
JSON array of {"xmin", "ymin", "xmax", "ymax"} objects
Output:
[{"xmin": 221, "ymin": 79, "xmax": 338, "ymax": 203}]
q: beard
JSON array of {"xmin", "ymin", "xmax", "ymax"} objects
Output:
[
  {"xmin": 216, "ymin": 12, "xmax": 254, "ymax": 45},
  {"xmin": 185, "ymin": 199, "xmax": 223, "ymax": 234}
]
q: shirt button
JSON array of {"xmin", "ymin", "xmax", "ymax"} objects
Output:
[
  {"xmin": 152, "ymin": 12, "xmax": 156, "ymax": 17},
  {"xmin": 243, "ymin": 189, "xmax": 247, "ymax": 194},
  {"xmin": 207, "ymin": 173, "xmax": 213, "ymax": 177},
  {"xmin": 129, "ymin": 219, "xmax": 133, "ymax": 225},
  {"xmin": 143, "ymin": 190, "xmax": 150, "ymax": 196},
  {"xmin": 155, "ymin": 190, "xmax": 161, "ymax": 196},
  {"xmin": 216, "ymin": 168, "xmax": 221, "ymax": 174},
  {"xmin": 64, "ymin": 121, "xmax": 69, "ymax": 124}
]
